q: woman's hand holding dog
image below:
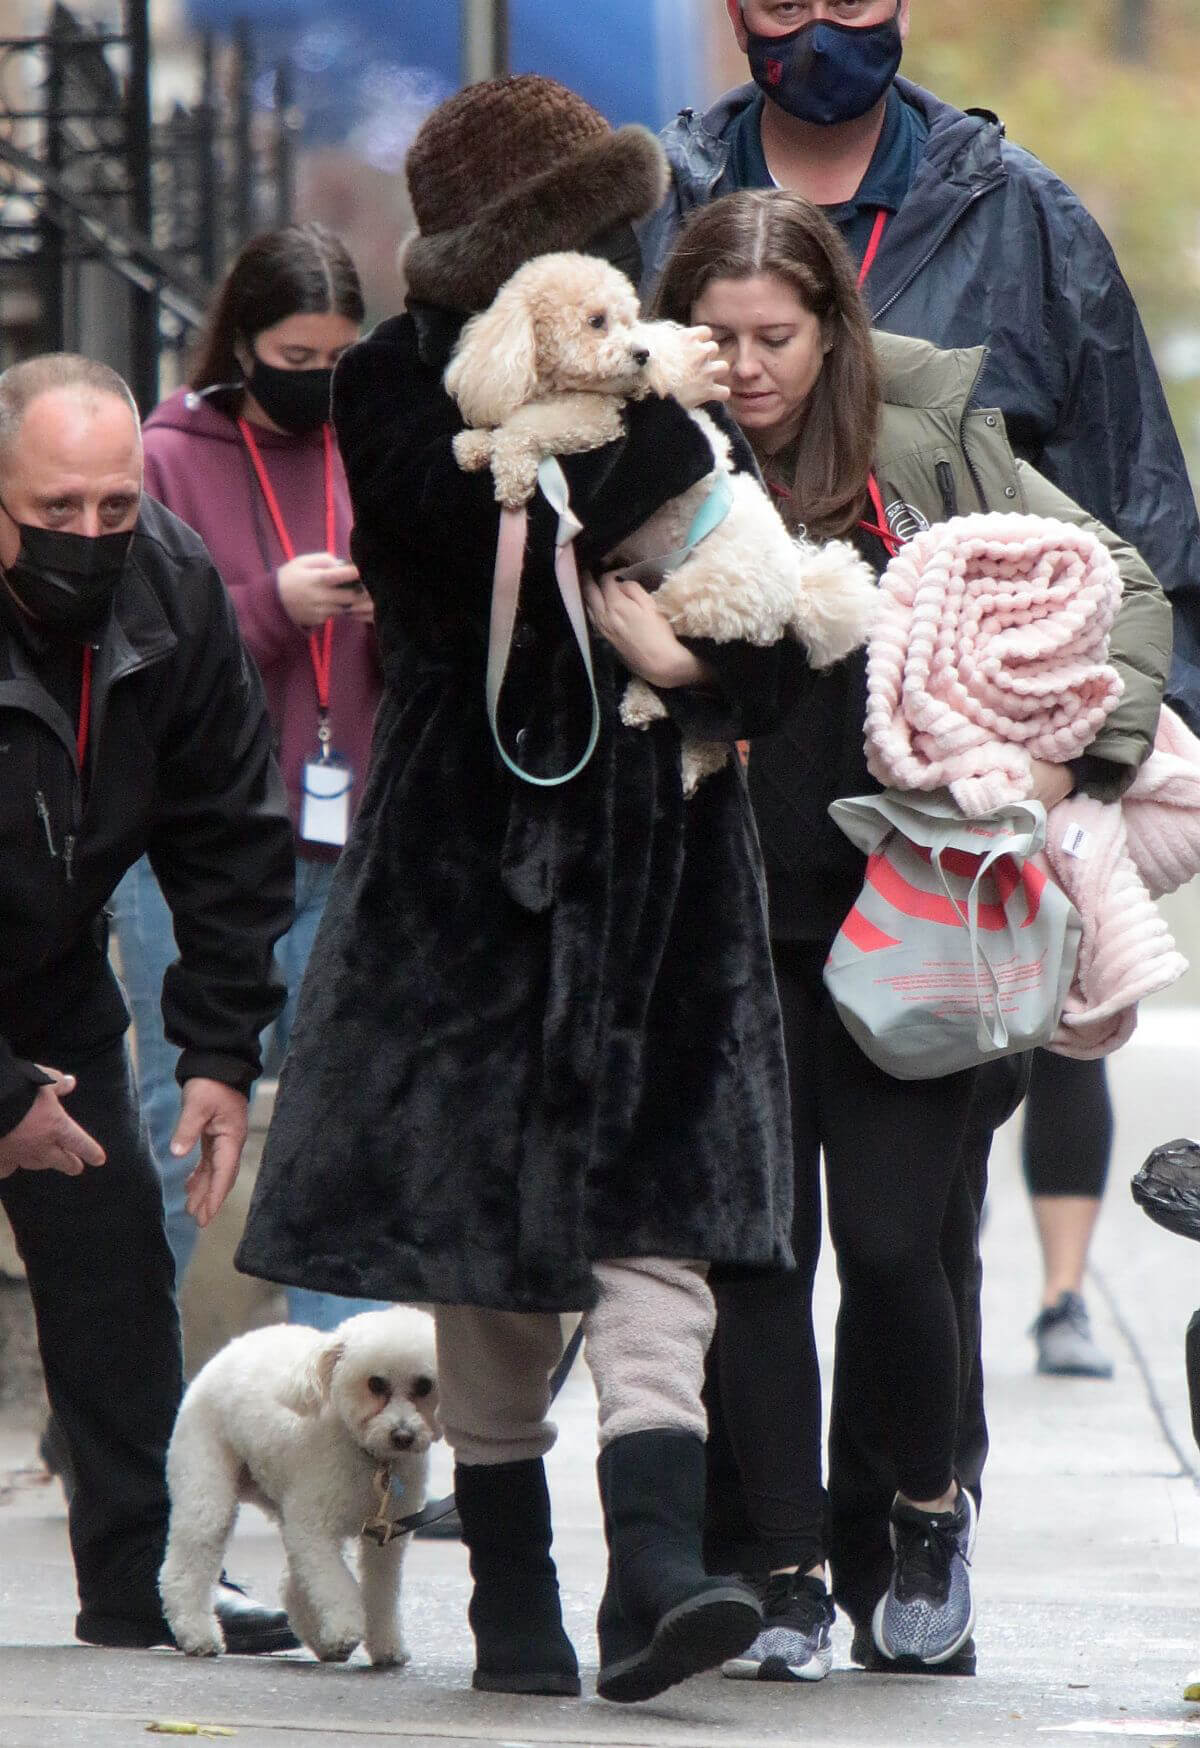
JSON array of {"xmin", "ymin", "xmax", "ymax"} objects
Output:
[{"xmin": 585, "ymin": 572, "xmax": 714, "ymax": 691}]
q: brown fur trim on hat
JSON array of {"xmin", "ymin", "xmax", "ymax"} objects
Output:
[{"xmin": 402, "ymin": 125, "xmax": 669, "ymax": 314}]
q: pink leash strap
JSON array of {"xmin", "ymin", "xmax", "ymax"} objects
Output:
[{"xmin": 486, "ymin": 458, "xmax": 600, "ymax": 787}]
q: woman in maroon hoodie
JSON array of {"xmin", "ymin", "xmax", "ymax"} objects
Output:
[{"xmin": 112, "ymin": 223, "xmax": 384, "ymax": 1330}]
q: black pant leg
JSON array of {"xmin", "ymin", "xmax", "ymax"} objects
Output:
[
  {"xmin": 952, "ymin": 1054, "xmax": 1031, "ymax": 1506},
  {"xmin": 1021, "ymin": 1049, "xmax": 1112, "ymax": 1198},
  {"xmin": 0, "ymin": 1032, "xmax": 182, "ymax": 1633},
  {"xmin": 826, "ymin": 1041, "xmax": 1027, "ymax": 1627},
  {"xmin": 703, "ymin": 940, "xmax": 827, "ymax": 1577}
]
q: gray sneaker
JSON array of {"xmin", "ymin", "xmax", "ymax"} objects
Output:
[
  {"xmin": 872, "ymin": 1489, "xmax": 976, "ymax": 1667},
  {"xmin": 1032, "ymin": 1291, "xmax": 1114, "ymax": 1378},
  {"xmin": 723, "ymin": 1574, "xmax": 833, "ymax": 1682}
]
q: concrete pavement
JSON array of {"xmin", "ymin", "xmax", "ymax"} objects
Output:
[{"xmin": 4, "ymin": 1008, "xmax": 1200, "ymax": 1746}]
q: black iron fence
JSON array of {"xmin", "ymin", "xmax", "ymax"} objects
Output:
[{"xmin": 0, "ymin": 2, "xmax": 298, "ymax": 412}]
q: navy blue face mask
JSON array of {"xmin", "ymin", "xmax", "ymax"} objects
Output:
[{"xmin": 744, "ymin": 4, "xmax": 903, "ymax": 126}]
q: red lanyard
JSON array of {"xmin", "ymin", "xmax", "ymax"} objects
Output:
[
  {"xmin": 858, "ymin": 209, "xmax": 888, "ymax": 289},
  {"xmin": 76, "ymin": 642, "xmax": 93, "ymax": 768},
  {"xmin": 858, "ymin": 472, "xmax": 903, "ymax": 558},
  {"xmin": 770, "ymin": 471, "xmax": 900, "ymax": 559},
  {"xmin": 238, "ymin": 417, "xmax": 338, "ymax": 724}
]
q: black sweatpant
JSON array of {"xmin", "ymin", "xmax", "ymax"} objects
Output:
[
  {"xmin": 1021, "ymin": 1049, "xmax": 1112, "ymax": 1198},
  {"xmin": 705, "ymin": 940, "xmax": 1026, "ymax": 1608},
  {"xmin": 0, "ymin": 1028, "xmax": 182, "ymax": 1639}
]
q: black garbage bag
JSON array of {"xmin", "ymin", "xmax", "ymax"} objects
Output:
[{"xmin": 1131, "ymin": 1138, "xmax": 1200, "ymax": 1241}]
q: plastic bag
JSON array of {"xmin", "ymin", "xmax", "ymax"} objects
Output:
[{"xmin": 1130, "ymin": 1138, "xmax": 1200, "ymax": 1242}]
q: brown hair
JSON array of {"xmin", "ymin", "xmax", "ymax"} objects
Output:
[
  {"xmin": 653, "ymin": 190, "xmax": 880, "ymax": 540},
  {"xmin": 189, "ymin": 222, "xmax": 365, "ymax": 415}
]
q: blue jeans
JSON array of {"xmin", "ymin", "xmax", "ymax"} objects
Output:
[{"xmin": 110, "ymin": 853, "xmax": 388, "ymax": 1332}]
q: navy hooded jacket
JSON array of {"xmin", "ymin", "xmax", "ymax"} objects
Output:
[{"xmin": 640, "ymin": 78, "xmax": 1200, "ymax": 730}]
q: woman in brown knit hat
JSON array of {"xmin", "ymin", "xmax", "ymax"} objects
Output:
[{"xmin": 238, "ymin": 75, "xmax": 807, "ymax": 1704}]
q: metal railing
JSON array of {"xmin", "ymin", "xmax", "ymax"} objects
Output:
[{"xmin": 0, "ymin": 2, "xmax": 296, "ymax": 411}]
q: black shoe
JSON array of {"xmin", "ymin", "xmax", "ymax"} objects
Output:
[
  {"xmin": 455, "ymin": 1459, "xmax": 580, "ymax": 1697},
  {"xmin": 850, "ymin": 1622, "xmax": 977, "ymax": 1676},
  {"xmin": 213, "ymin": 1578, "xmax": 300, "ymax": 1654},
  {"xmin": 722, "ymin": 1573, "xmax": 834, "ymax": 1682},
  {"xmin": 595, "ymin": 1430, "xmax": 762, "ymax": 1704},
  {"xmin": 76, "ymin": 1581, "xmax": 299, "ymax": 1655}
]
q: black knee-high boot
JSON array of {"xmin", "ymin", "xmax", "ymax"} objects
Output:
[
  {"xmin": 596, "ymin": 1429, "xmax": 762, "ymax": 1703},
  {"xmin": 454, "ymin": 1459, "xmax": 580, "ymax": 1696}
]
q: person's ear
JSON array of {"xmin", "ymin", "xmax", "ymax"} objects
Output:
[
  {"xmin": 726, "ymin": 0, "xmax": 750, "ymax": 53},
  {"xmin": 898, "ymin": 0, "xmax": 912, "ymax": 44}
]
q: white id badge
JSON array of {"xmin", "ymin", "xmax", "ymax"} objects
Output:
[{"xmin": 301, "ymin": 756, "xmax": 353, "ymax": 847}]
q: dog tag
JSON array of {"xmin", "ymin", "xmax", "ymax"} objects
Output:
[
  {"xmin": 301, "ymin": 756, "xmax": 352, "ymax": 847},
  {"xmin": 362, "ymin": 1467, "xmax": 408, "ymax": 1546}
]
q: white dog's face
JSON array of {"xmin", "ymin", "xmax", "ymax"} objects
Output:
[
  {"xmin": 315, "ymin": 1308, "xmax": 440, "ymax": 1464},
  {"xmin": 445, "ymin": 251, "xmax": 656, "ymax": 428},
  {"xmin": 522, "ymin": 256, "xmax": 649, "ymax": 397}
]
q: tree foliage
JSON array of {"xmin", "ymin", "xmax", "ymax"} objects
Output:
[{"xmin": 905, "ymin": 0, "xmax": 1200, "ymax": 477}]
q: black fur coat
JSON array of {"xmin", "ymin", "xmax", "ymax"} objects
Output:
[{"xmin": 236, "ymin": 306, "xmax": 805, "ymax": 1312}]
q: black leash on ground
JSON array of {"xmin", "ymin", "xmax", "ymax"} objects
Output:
[{"xmin": 385, "ymin": 1319, "xmax": 586, "ymax": 1538}]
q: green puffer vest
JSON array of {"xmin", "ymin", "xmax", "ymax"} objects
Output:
[{"xmin": 869, "ymin": 331, "xmax": 1172, "ymax": 794}]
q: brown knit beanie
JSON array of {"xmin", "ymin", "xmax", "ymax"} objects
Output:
[
  {"xmin": 407, "ymin": 75, "xmax": 611, "ymax": 237},
  {"xmin": 402, "ymin": 75, "xmax": 669, "ymax": 314}
]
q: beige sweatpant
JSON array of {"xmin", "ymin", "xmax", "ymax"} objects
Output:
[{"xmin": 434, "ymin": 1257, "xmax": 714, "ymax": 1466}]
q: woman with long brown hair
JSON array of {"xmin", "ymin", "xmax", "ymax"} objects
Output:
[
  {"xmin": 110, "ymin": 223, "xmax": 386, "ymax": 1331},
  {"xmin": 654, "ymin": 189, "xmax": 1169, "ymax": 1680}
]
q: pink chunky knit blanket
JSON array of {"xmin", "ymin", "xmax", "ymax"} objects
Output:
[
  {"xmin": 865, "ymin": 513, "xmax": 1124, "ymax": 818},
  {"xmin": 1044, "ymin": 706, "xmax": 1199, "ymax": 1057}
]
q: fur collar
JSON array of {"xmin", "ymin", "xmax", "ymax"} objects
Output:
[{"xmin": 402, "ymin": 125, "xmax": 669, "ymax": 314}]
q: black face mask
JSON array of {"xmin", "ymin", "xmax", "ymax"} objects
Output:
[
  {"xmin": 0, "ymin": 512, "xmax": 133, "ymax": 638},
  {"xmin": 744, "ymin": 3, "xmax": 903, "ymax": 126},
  {"xmin": 246, "ymin": 353, "xmax": 334, "ymax": 435}
]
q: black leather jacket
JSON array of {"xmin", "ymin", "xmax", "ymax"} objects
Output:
[
  {"xmin": 0, "ymin": 495, "xmax": 294, "ymax": 1133},
  {"xmin": 640, "ymin": 78, "xmax": 1200, "ymax": 730}
]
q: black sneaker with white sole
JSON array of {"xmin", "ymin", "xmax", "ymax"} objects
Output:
[
  {"xmin": 723, "ymin": 1573, "xmax": 834, "ymax": 1683},
  {"xmin": 872, "ymin": 1489, "xmax": 976, "ymax": 1666},
  {"xmin": 850, "ymin": 1622, "xmax": 977, "ymax": 1676}
]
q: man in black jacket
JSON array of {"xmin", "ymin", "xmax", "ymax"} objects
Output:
[
  {"xmin": 0, "ymin": 353, "xmax": 296, "ymax": 1652},
  {"xmin": 641, "ymin": 0, "xmax": 1200, "ymax": 1677}
]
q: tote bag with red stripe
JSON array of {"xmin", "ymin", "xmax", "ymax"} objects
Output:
[{"xmin": 823, "ymin": 790, "xmax": 1082, "ymax": 1080}]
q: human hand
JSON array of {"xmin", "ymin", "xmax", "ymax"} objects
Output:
[
  {"xmin": 1029, "ymin": 758, "xmax": 1074, "ymax": 810},
  {"xmin": 172, "ymin": 1079, "xmax": 249, "ymax": 1228},
  {"xmin": 641, "ymin": 323, "xmax": 731, "ymax": 408},
  {"xmin": 584, "ymin": 571, "xmax": 713, "ymax": 689},
  {"xmin": 0, "ymin": 1071, "xmax": 106, "ymax": 1179},
  {"xmin": 277, "ymin": 551, "xmax": 365, "ymax": 628}
]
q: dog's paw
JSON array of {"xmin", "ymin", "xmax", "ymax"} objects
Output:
[
  {"xmin": 366, "ymin": 1639, "xmax": 409, "ymax": 1669},
  {"xmin": 681, "ymin": 740, "xmax": 729, "ymax": 796},
  {"xmin": 313, "ymin": 1634, "xmax": 361, "ymax": 1664},
  {"xmin": 490, "ymin": 451, "xmax": 539, "ymax": 508},
  {"xmin": 170, "ymin": 1615, "xmax": 224, "ymax": 1658},
  {"xmin": 452, "ymin": 429, "xmax": 493, "ymax": 473},
  {"xmin": 620, "ymin": 677, "xmax": 667, "ymax": 729}
]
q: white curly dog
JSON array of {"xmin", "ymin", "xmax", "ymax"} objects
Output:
[
  {"xmin": 159, "ymin": 1306, "xmax": 439, "ymax": 1667},
  {"xmin": 446, "ymin": 250, "xmax": 877, "ymax": 792}
]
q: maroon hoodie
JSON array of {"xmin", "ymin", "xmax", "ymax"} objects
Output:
[{"xmin": 142, "ymin": 388, "xmax": 381, "ymax": 857}]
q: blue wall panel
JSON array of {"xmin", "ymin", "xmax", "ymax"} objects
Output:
[{"xmin": 182, "ymin": 0, "xmax": 703, "ymax": 134}]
